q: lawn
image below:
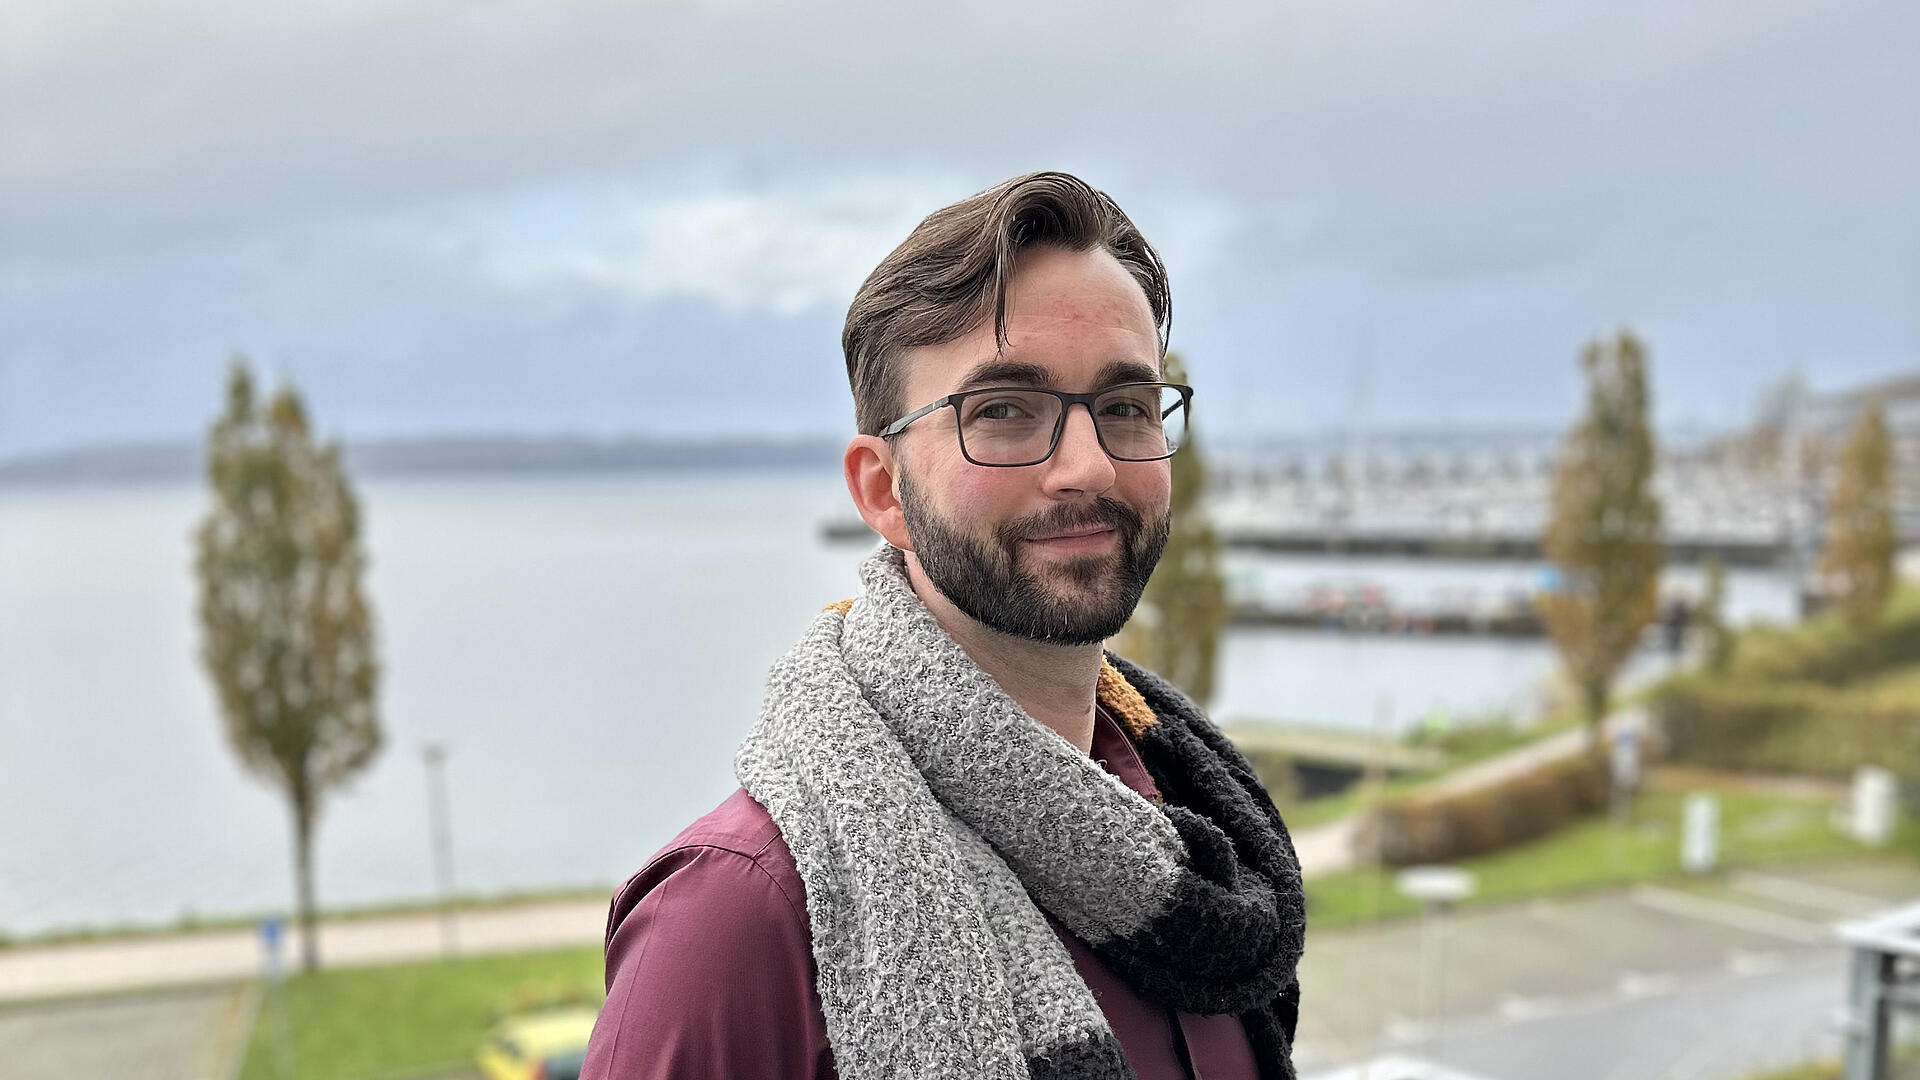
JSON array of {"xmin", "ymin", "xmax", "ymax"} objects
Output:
[
  {"xmin": 1303, "ymin": 767, "xmax": 1920, "ymax": 930},
  {"xmin": 1738, "ymin": 1061, "xmax": 1841, "ymax": 1080},
  {"xmin": 237, "ymin": 946, "xmax": 602, "ymax": 1080},
  {"xmin": 1736, "ymin": 1041, "xmax": 1920, "ymax": 1080}
]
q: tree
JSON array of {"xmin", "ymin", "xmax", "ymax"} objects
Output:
[
  {"xmin": 1819, "ymin": 399, "xmax": 1897, "ymax": 628},
  {"xmin": 195, "ymin": 358, "xmax": 382, "ymax": 972},
  {"xmin": 1537, "ymin": 330, "xmax": 1664, "ymax": 737},
  {"xmin": 1697, "ymin": 555, "xmax": 1734, "ymax": 673},
  {"xmin": 1114, "ymin": 351, "xmax": 1228, "ymax": 707}
]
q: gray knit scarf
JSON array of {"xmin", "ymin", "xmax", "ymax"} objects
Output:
[{"xmin": 735, "ymin": 545, "xmax": 1305, "ymax": 1079}]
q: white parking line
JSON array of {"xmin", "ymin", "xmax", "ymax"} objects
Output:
[
  {"xmin": 1630, "ymin": 885, "xmax": 1832, "ymax": 946},
  {"xmin": 1496, "ymin": 993, "xmax": 1562, "ymax": 1021},
  {"xmin": 1725, "ymin": 948, "xmax": 1785, "ymax": 976},
  {"xmin": 1727, "ymin": 870, "xmax": 1890, "ymax": 916},
  {"xmin": 1616, "ymin": 969, "xmax": 1681, "ymax": 998}
]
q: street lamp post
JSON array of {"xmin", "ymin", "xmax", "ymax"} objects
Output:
[
  {"xmin": 1396, "ymin": 865, "xmax": 1476, "ymax": 1065},
  {"xmin": 421, "ymin": 742, "xmax": 458, "ymax": 957}
]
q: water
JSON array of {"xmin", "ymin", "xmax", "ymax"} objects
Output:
[
  {"xmin": 0, "ymin": 471, "xmax": 1798, "ymax": 934},
  {"xmin": 1211, "ymin": 552, "xmax": 1797, "ymax": 730}
]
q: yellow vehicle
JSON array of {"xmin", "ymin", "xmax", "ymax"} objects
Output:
[{"xmin": 476, "ymin": 1006, "xmax": 599, "ymax": 1080}]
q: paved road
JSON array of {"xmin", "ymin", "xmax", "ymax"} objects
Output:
[
  {"xmin": 1293, "ymin": 859, "xmax": 1920, "ymax": 1080},
  {"xmin": 1419, "ymin": 958, "xmax": 1853, "ymax": 1080},
  {"xmin": 0, "ymin": 981, "xmax": 257, "ymax": 1080}
]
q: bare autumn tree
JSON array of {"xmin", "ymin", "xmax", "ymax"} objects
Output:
[
  {"xmin": 1819, "ymin": 399, "xmax": 1897, "ymax": 628},
  {"xmin": 195, "ymin": 357, "xmax": 382, "ymax": 972},
  {"xmin": 1114, "ymin": 351, "xmax": 1227, "ymax": 707},
  {"xmin": 1538, "ymin": 330, "xmax": 1664, "ymax": 737}
]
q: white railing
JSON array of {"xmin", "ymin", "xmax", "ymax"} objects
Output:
[{"xmin": 1839, "ymin": 901, "xmax": 1920, "ymax": 1080}]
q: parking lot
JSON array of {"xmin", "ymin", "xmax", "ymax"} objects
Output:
[{"xmin": 1295, "ymin": 860, "xmax": 1920, "ymax": 1079}]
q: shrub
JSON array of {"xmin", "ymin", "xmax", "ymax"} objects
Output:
[
  {"xmin": 1653, "ymin": 675, "xmax": 1920, "ymax": 779},
  {"xmin": 1363, "ymin": 750, "xmax": 1612, "ymax": 866},
  {"xmin": 1731, "ymin": 589, "xmax": 1920, "ymax": 687}
]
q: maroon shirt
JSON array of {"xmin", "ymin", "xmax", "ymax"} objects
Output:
[{"xmin": 581, "ymin": 706, "xmax": 1260, "ymax": 1079}]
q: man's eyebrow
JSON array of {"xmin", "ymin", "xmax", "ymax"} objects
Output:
[
  {"xmin": 953, "ymin": 358, "xmax": 1162, "ymax": 393},
  {"xmin": 953, "ymin": 359, "xmax": 1053, "ymax": 391},
  {"xmin": 1092, "ymin": 359, "xmax": 1163, "ymax": 386}
]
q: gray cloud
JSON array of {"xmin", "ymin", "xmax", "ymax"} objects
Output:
[{"xmin": 2, "ymin": 0, "xmax": 1916, "ymax": 454}]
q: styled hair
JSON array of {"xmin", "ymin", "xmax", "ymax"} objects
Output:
[{"xmin": 842, "ymin": 171, "xmax": 1172, "ymax": 436}]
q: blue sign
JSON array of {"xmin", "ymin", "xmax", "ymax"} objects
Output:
[{"xmin": 259, "ymin": 916, "xmax": 285, "ymax": 979}]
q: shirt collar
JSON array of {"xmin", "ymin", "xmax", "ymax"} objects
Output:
[{"xmin": 1090, "ymin": 703, "xmax": 1162, "ymax": 804}]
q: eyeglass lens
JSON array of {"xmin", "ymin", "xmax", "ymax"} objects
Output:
[{"xmin": 957, "ymin": 385, "xmax": 1188, "ymax": 465}]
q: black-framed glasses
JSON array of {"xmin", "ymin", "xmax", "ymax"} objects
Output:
[{"xmin": 878, "ymin": 382, "xmax": 1193, "ymax": 467}]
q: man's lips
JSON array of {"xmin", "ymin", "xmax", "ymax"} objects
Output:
[
  {"xmin": 1028, "ymin": 524, "xmax": 1116, "ymax": 541},
  {"xmin": 1023, "ymin": 526, "xmax": 1119, "ymax": 554}
]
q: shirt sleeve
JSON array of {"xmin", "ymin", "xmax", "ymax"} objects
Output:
[{"xmin": 580, "ymin": 844, "xmax": 837, "ymax": 1080}]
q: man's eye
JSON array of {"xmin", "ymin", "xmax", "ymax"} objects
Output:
[{"xmin": 976, "ymin": 400, "xmax": 1029, "ymax": 420}]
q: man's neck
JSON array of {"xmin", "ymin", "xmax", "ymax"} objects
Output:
[{"xmin": 902, "ymin": 553, "xmax": 1104, "ymax": 756}]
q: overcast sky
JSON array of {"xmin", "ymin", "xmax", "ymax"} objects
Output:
[{"xmin": 2, "ymin": 0, "xmax": 1916, "ymax": 457}]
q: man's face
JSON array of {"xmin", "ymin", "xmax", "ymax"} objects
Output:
[{"xmin": 887, "ymin": 245, "xmax": 1175, "ymax": 645}]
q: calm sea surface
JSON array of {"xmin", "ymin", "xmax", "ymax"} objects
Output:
[{"xmin": 0, "ymin": 470, "xmax": 1795, "ymax": 933}]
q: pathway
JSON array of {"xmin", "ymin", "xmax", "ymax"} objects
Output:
[
  {"xmin": 0, "ymin": 899, "xmax": 608, "ymax": 1003},
  {"xmin": 1289, "ymin": 711, "xmax": 1637, "ymax": 879}
]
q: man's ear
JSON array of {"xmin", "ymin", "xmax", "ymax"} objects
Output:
[{"xmin": 844, "ymin": 435, "xmax": 914, "ymax": 551}]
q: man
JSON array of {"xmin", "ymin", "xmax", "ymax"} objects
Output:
[{"xmin": 581, "ymin": 171, "xmax": 1304, "ymax": 1080}]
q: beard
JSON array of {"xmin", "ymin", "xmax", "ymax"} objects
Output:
[{"xmin": 897, "ymin": 469, "xmax": 1173, "ymax": 646}]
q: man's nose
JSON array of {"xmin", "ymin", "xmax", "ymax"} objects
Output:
[{"xmin": 1042, "ymin": 403, "xmax": 1116, "ymax": 495}]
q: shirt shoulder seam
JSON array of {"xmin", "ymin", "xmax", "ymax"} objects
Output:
[{"xmin": 636, "ymin": 838, "xmax": 809, "ymax": 931}]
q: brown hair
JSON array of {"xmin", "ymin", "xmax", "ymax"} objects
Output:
[{"xmin": 842, "ymin": 171, "xmax": 1172, "ymax": 436}]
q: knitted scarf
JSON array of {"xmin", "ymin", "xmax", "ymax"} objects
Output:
[{"xmin": 734, "ymin": 544, "xmax": 1305, "ymax": 1079}]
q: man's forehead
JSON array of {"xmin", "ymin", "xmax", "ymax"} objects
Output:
[
  {"xmin": 902, "ymin": 247, "xmax": 1163, "ymax": 397},
  {"xmin": 900, "ymin": 343, "xmax": 1161, "ymax": 401},
  {"xmin": 908, "ymin": 320, "xmax": 1163, "ymax": 397},
  {"xmin": 1008, "ymin": 245, "xmax": 1156, "ymax": 323}
]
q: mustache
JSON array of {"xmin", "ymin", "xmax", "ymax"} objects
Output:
[{"xmin": 999, "ymin": 498, "xmax": 1144, "ymax": 544}]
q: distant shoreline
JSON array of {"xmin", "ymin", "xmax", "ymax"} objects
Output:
[
  {"xmin": 0, "ymin": 434, "xmax": 847, "ymax": 489},
  {"xmin": 0, "ymin": 420, "xmax": 1762, "ymax": 490}
]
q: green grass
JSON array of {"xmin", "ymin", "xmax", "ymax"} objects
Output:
[
  {"xmin": 1402, "ymin": 708, "xmax": 1582, "ymax": 766},
  {"xmin": 1854, "ymin": 662, "xmax": 1920, "ymax": 697},
  {"xmin": 1736, "ymin": 1060, "xmax": 1841, "ymax": 1080},
  {"xmin": 1304, "ymin": 769, "xmax": 1920, "ymax": 930},
  {"xmin": 237, "ymin": 946, "xmax": 602, "ymax": 1080},
  {"xmin": 1734, "ymin": 1041, "xmax": 1920, "ymax": 1080}
]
